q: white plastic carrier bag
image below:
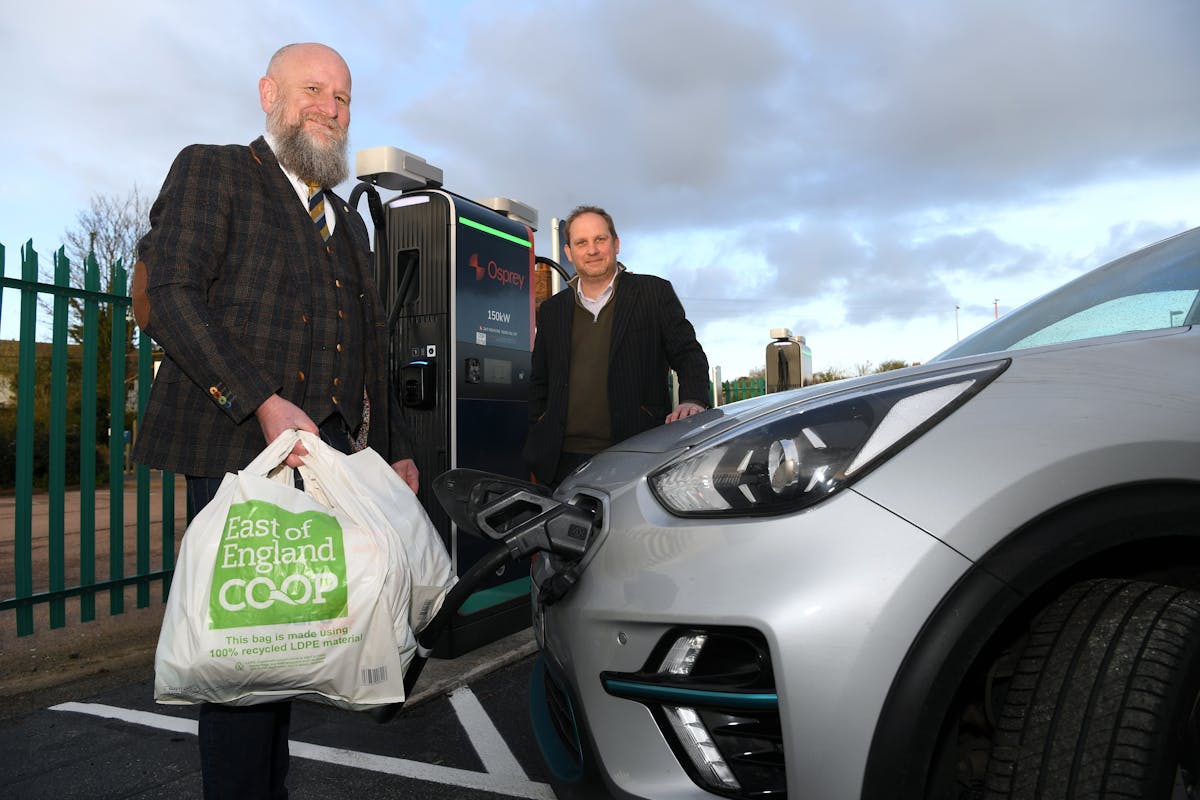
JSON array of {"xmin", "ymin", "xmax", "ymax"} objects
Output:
[{"xmin": 154, "ymin": 430, "xmax": 455, "ymax": 710}]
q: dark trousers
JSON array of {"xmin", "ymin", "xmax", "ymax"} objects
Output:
[{"xmin": 185, "ymin": 420, "xmax": 355, "ymax": 800}]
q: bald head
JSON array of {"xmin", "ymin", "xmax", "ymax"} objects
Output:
[{"xmin": 266, "ymin": 43, "xmax": 349, "ymax": 83}]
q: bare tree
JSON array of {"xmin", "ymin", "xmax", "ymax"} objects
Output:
[
  {"xmin": 58, "ymin": 186, "xmax": 151, "ymax": 312},
  {"xmin": 40, "ymin": 187, "xmax": 150, "ymax": 328},
  {"xmin": 38, "ymin": 187, "xmax": 152, "ymax": 447}
]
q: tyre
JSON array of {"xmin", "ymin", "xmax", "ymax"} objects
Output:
[{"xmin": 984, "ymin": 578, "xmax": 1200, "ymax": 799}]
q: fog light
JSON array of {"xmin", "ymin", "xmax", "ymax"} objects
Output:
[
  {"xmin": 664, "ymin": 705, "xmax": 741, "ymax": 791},
  {"xmin": 659, "ymin": 632, "xmax": 707, "ymax": 675},
  {"xmin": 656, "ymin": 633, "xmax": 741, "ymax": 791}
]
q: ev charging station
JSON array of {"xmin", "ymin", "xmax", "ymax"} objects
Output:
[
  {"xmin": 765, "ymin": 328, "xmax": 813, "ymax": 392},
  {"xmin": 356, "ymin": 146, "xmax": 540, "ymax": 656}
]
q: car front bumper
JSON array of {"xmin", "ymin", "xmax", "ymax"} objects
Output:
[{"xmin": 530, "ymin": 464, "xmax": 974, "ymax": 799}]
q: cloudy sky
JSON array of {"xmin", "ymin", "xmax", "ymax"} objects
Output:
[{"xmin": 4, "ymin": 0, "xmax": 1200, "ymax": 378}]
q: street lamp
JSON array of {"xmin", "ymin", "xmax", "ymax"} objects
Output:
[{"xmin": 955, "ymin": 305, "xmax": 960, "ymax": 341}]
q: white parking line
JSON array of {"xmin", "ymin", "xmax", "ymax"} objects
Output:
[
  {"xmin": 51, "ymin": 703, "xmax": 200, "ymax": 735},
  {"xmin": 450, "ymin": 686, "xmax": 528, "ymax": 779},
  {"xmin": 51, "ymin": 701, "xmax": 557, "ymax": 800}
]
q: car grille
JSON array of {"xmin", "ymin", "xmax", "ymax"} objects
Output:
[
  {"xmin": 532, "ymin": 652, "xmax": 597, "ymax": 784},
  {"xmin": 542, "ymin": 660, "xmax": 583, "ymax": 769}
]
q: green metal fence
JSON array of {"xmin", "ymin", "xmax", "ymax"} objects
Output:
[
  {"xmin": 721, "ymin": 376, "xmax": 766, "ymax": 404},
  {"xmin": 0, "ymin": 240, "xmax": 179, "ymax": 637},
  {"xmin": 669, "ymin": 374, "xmax": 767, "ymax": 408}
]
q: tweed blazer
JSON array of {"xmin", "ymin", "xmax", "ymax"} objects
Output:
[
  {"xmin": 523, "ymin": 270, "xmax": 710, "ymax": 483},
  {"xmin": 132, "ymin": 137, "xmax": 412, "ymax": 477}
]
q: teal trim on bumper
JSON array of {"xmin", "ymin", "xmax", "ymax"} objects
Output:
[{"xmin": 602, "ymin": 677, "xmax": 779, "ymax": 711}]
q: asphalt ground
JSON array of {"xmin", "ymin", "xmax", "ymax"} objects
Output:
[{"xmin": 1, "ymin": 607, "xmax": 547, "ymax": 799}]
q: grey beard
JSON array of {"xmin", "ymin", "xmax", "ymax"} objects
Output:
[{"xmin": 268, "ymin": 107, "xmax": 349, "ymax": 188}]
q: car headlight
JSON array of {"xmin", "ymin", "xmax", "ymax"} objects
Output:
[{"xmin": 649, "ymin": 360, "xmax": 1008, "ymax": 517}]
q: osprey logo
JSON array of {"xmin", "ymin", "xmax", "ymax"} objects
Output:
[
  {"xmin": 469, "ymin": 253, "xmax": 487, "ymax": 281},
  {"xmin": 467, "ymin": 254, "xmax": 526, "ymax": 290}
]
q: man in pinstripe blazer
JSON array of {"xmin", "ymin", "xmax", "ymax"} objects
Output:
[
  {"xmin": 132, "ymin": 43, "xmax": 415, "ymax": 799},
  {"xmin": 523, "ymin": 206, "xmax": 711, "ymax": 486}
]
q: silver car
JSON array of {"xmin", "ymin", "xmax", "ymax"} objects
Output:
[{"xmin": 446, "ymin": 227, "xmax": 1200, "ymax": 798}]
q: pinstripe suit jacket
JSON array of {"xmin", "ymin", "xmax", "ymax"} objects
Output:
[
  {"xmin": 132, "ymin": 137, "xmax": 412, "ymax": 477},
  {"xmin": 523, "ymin": 271, "xmax": 710, "ymax": 483}
]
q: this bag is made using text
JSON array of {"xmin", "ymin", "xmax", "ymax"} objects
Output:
[{"xmin": 154, "ymin": 430, "xmax": 454, "ymax": 710}]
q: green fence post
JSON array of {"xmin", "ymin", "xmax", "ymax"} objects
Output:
[
  {"xmin": 48, "ymin": 248, "xmax": 70, "ymax": 629},
  {"xmin": 79, "ymin": 252, "xmax": 100, "ymax": 622},
  {"xmin": 109, "ymin": 260, "xmax": 127, "ymax": 615},
  {"xmin": 14, "ymin": 242, "xmax": 39, "ymax": 635}
]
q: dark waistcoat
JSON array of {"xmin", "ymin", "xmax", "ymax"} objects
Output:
[{"xmin": 303, "ymin": 220, "xmax": 365, "ymax": 431}]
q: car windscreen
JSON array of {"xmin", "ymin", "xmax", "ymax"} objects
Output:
[{"xmin": 932, "ymin": 227, "xmax": 1200, "ymax": 361}]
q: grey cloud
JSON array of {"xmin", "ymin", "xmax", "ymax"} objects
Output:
[
  {"xmin": 394, "ymin": 0, "xmax": 1200, "ymax": 248},
  {"xmin": 776, "ymin": 1, "xmax": 1200, "ymax": 209},
  {"xmin": 1088, "ymin": 220, "xmax": 1193, "ymax": 267}
]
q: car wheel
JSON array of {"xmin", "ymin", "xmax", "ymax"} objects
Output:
[{"xmin": 984, "ymin": 578, "xmax": 1200, "ymax": 799}]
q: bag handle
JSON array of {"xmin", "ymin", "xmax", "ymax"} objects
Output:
[
  {"xmin": 239, "ymin": 429, "xmax": 381, "ymax": 517},
  {"xmin": 292, "ymin": 430, "xmax": 391, "ymax": 526},
  {"xmin": 236, "ymin": 430, "xmax": 329, "ymax": 504},
  {"xmin": 241, "ymin": 429, "xmax": 304, "ymax": 477}
]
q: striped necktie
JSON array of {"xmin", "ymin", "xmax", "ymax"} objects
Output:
[{"xmin": 306, "ymin": 182, "xmax": 331, "ymax": 242}]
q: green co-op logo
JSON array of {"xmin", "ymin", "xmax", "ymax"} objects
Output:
[{"xmin": 209, "ymin": 500, "xmax": 348, "ymax": 629}]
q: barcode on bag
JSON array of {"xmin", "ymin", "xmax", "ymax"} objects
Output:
[
  {"xmin": 415, "ymin": 598, "xmax": 435, "ymax": 625},
  {"xmin": 362, "ymin": 665, "xmax": 388, "ymax": 685}
]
